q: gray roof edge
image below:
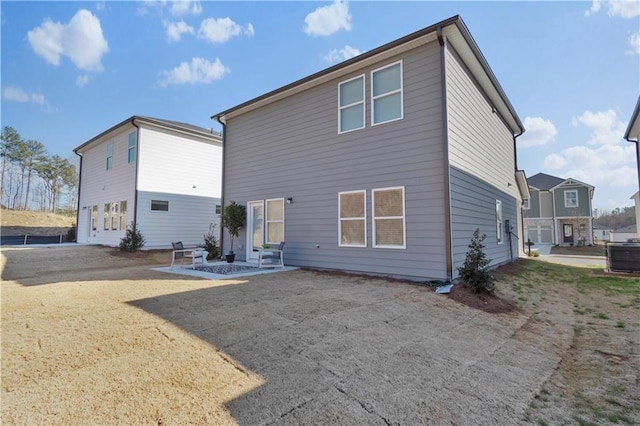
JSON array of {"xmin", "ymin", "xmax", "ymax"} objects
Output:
[
  {"xmin": 211, "ymin": 15, "xmax": 464, "ymax": 120},
  {"xmin": 624, "ymin": 95, "xmax": 640, "ymax": 141},
  {"xmin": 74, "ymin": 115, "xmax": 221, "ymax": 153}
]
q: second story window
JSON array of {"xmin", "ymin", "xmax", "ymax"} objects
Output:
[
  {"xmin": 522, "ymin": 198, "xmax": 530, "ymax": 210},
  {"xmin": 106, "ymin": 143, "xmax": 113, "ymax": 170},
  {"xmin": 564, "ymin": 190, "xmax": 578, "ymax": 208},
  {"xmin": 371, "ymin": 61, "xmax": 403, "ymax": 125},
  {"xmin": 128, "ymin": 132, "xmax": 137, "ymax": 164},
  {"xmin": 338, "ymin": 75, "xmax": 365, "ymax": 133}
]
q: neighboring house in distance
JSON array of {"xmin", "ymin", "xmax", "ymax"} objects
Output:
[
  {"xmin": 623, "ymin": 96, "xmax": 640, "ymax": 238},
  {"xmin": 609, "ymin": 225, "xmax": 638, "ymax": 243},
  {"xmin": 74, "ymin": 116, "xmax": 222, "ymax": 248},
  {"xmin": 211, "ymin": 16, "xmax": 529, "ymax": 281},
  {"xmin": 524, "ymin": 173, "xmax": 594, "ymax": 246}
]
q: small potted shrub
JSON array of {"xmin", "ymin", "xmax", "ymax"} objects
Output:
[{"xmin": 221, "ymin": 201, "xmax": 246, "ymax": 263}]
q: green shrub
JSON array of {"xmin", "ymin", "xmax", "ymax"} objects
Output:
[
  {"xmin": 221, "ymin": 201, "xmax": 246, "ymax": 253},
  {"xmin": 66, "ymin": 223, "xmax": 76, "ymax": 242},
  {"xmin": 119, "ymin": 222, "xmax": 145, "ymax": 252},
  {"xmin": 457, "ymin": 228, "xmax": 495, "ymax": 294},
  {"xmin": 203, "ymin": 223, "xmax": 220, "ymax": 260}
]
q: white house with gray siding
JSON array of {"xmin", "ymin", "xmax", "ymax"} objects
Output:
[
  {"xmin": 212, "ymin": 16, "xmax": 529, "ymax": 281},
  {"xmin": 74, "ymin": 116, "xmax": 222, "ymax": 249}
]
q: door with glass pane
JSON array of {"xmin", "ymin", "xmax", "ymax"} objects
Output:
[{"xmin": 246, "ymin": 201, "xmax": 264, "ymax": 261}]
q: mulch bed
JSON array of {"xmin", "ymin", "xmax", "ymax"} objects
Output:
[
  {"xmin": 195, "ymin": 264, "xmax": 260, "ymax": 275},
  {"xmin": 447, "ymin": 284, "xmax": 519, "ymax": 314}
]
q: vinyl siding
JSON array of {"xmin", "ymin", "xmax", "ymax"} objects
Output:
[
  {"xmin": 224, "ymin": 42, "xmax": 448, "ymax": 280},
  {"xmin": 540, "ymin": 192, "xmax": 554, "ymax": 217},
  {"xmin": 524, "ymin": 189, "xmax": 541, "ymax": 218},
  {"xmin": 444, "ymin": 44, "xmax": 520, "ymax": 202},
  {"xmin": 136, "ymin": 125, "xmax": 222, "ymax": 248},
  {"xmin": 553, "ymin": 185, "xmax": 591, "ymax": 217},
  {"xmin": 76, "ymin": 124, "xmax": 136, "ymax": 245},
  {"xmin": 450, "ymin": 166, "xmax": 518, "ymax": 278}
]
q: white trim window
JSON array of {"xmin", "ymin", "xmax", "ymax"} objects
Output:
[
  {"xmin": 371, "ymin": 61, "xmax": 403, "ymax": 126},
  {"xmin": 338, "ymin": 75, "xmax": 365, "ymax": 133},
  {"xmin": 339, "ymin": 190, "xmax": 366, "ymax": 247},
  {"xmin": 103, "ymin": 203, "xmax": 110, "ymax": 230},
  {"xmin": 111, "ymin": 202, "xmax": 119, "ymax": 230},
  {"xmin": 119, "ymin": 201, "xmax": 127, "ymax": 230},
  {"xmin": 127, "ymin": 132, "xmax": 137, "ymax": 164},
  {"xmin": 372, "ymin": 186, "xmax": 406, "ymax": 248},
  {"xmin": 266, "ymin": 198, "xmax": 284, "ymax": 244},
  {"xmin": 106, "ymin": 143, "xmax": 113, "ymax": 170},
  {"xmin": 564, "ymin": 190, "xmax": 578, "ymax": 208},
  {"xmin": 522, "ymin": 198, "xmax": 530, "ymax": 210},
  {"xmin": 91, "ymin": 205, "xmax": 98, "ymax": 231},
  {"xmin": 496, "ymin": 199, "xmax": 503, "ymax": 244}
]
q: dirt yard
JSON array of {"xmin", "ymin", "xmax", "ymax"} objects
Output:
[
  {"xmin": 1, "ymin": 209, "xmax": 75, "ymax": 236},
  {"xmin": 1, "ymin": 245, "xmax": 638, "ymax": 425}
]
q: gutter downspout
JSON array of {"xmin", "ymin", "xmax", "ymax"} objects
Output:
[
  {"xmin": 624, "ymin": 134, "xmax": 640, "ymax": 194},
  {"xmin": 513, "ymin": 127, "xmax": 525, "ymax": 252},
  {"xmin": 131, "ymin": 117, "xmax": 140, "ymax": 229},
  {"xmin": 214, "ymin": 115, "xmax": 226, "ymax": 256},
  {"xmin": 73, "ymin": 150, "xmax": 83, "ymax": 243},
  {"xmin": 437, "ymin": 26, "xmax": 453, "ymax": 281}
]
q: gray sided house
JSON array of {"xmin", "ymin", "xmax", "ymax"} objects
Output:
[
  {"xmin": 74, "ymin": 116, "xmax": 223, "ymax": 249},
  {"xmin": 212, "ymin": 16, "xmax": 529, "ymax": 281},
  {"xmin": 524, "ymin": 173, "xmax": 594, "ymax": 246},
  {"xmin": 623, "ymin": 96, "xmax": 640, "ymax": 238}
]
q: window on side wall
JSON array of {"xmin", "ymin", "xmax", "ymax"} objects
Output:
[
  {"xmin": 522, "ymin": 198, "xmax": 530, "ymax": 210},
  {"xmin": 266, "ymin": 199, "xmax": 284, "ymax": 244},
  {"xmin": 104, "ymin": 203, "xmax": 110, "ymax": 230},
  {"xmin": 128, "ymin": 132, "xmax": 137, "ymax": 164},
  {"xmin": 372, "ymin": 187, "xmax": 405, "ymax": 248},
  {"xmin": 151, "ymin": 200, "xmax": 169, "ymax": 211},
  {"xmin": 106, "ymin": 143, "xmax": 113, "ymax": 170},
  {"xmin": 564, "ymin": 190, "xmax": 578, "ymax": 208},
  {"xmin": 119, "ymin": 201, "xmax": 127, "ymax": 230},
  {"xmin": 339, "ymin": 190, "xmax": 366, "ymax": 247},
  {"xmin": 496, "ymin": 199, "xmax": 503, "ymax": 244},
  {"xmin": 371, "ymin": 61, "xmax": 403, "ymax": 126},
  {"xmin": 338, "ymin": 75, "xmax": 365, "ymax": 133},
  {"xmin": 110, "ymin": 202, "xmax": 118, "ymax": 230},
  {"xmin": 91, "ymin": 205, "xmax": 98, "ymax": 231}
]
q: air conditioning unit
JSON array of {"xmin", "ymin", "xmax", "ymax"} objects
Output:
[{"xmin": 606, "ymin": 243, "xmax": 640, "ymax": 273}]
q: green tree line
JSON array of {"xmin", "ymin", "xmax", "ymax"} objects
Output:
[{"xmin": 1, "ymin": 126, "xmax": 78, "ymax": 213}]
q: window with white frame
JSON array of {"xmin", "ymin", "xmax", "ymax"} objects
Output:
[
  {"xmin": 496, "ymin": 199, "xmax": 503, "ymax": 244},
  {"xmin": 371, "ymin": 61, "xmax": 403, "ymax": 125},
  {"xmin": 372, "ymin": 187, "xmax": 405, "ymax": 248},
  {"xmin": 128, "ymin": 132, "xmax": 136, "ymax": 164},
  {"xmin": 110, "ymin": 202, "xmax": 118, "ymax": 230},
  {"xmin": 266, "ymin": 198, "xmax": 284, "ymax": 243},
  {"xmin": 339, "ymin": 190, "xmax": 366, "ymax": 247},
  {"xmin": 338, "ymin": 75, "xmax": 365, "ymax": 133},
  {"xmin": 91, "ymin": 205, "xmax": 98, "ymax": 231},
  {"xmin": 119, "ymin": 201, "xmax": 127, "ymax": 230},
  {"xmin": 564, "ymin": 190, "xmax": 578, "ymax": 208},
  {"xmin": 103, "ymin": 203, "xmax": 110, "ymax": 230},
  {"xmin": 522, "ymin": 198, "xmax": 530, "ymax": 210},
  {"xmin": 106, "ymin": 143, "xmax": 113, "ymax": 170}
]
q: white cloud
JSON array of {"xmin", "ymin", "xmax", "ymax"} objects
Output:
[
  {"xmin": 27, "ymin": 9, "xmax": 109, "ymax": 72},
  {"xmin": 544, "ymin": 143, "xmax": 637, "ymax": 187},
  {"xmin": 2, "ymin": 86, "xmax": 46, "ymax": 105},
  {"xmin": 324, "ymin": 45, "xmax": 361, "ymax": 63},
  {"xmin": 518, "ymin": 116, "xmax": 558, "ymax": 148},
  {"xmin": 197, "ymin": 17, "xmax": 254, "ymax": 44},
  {"xmin": 304, "ymin": 0, "xmax": 351, "ymax": 37},
  {"xmin": 164, "ymin": 20, "xmax": 194, "ymax": 42},
  {"xmin": 572, "ymin": 109, "xmax": 627, "ymax": 145},
  {"xmin": 158, "ymin": 57, "xmax": 229, "ymax": 87},
  {"xmin": 627, "ymin": 31, "xmax": 640, "ymax": 55},
  {"xmin": 585, "ymin": 0, "xmax": 640, "ymax": 18},
  {"xmin": 76, "ymin": 74, "xmax": 90, "ymax": 87},
  {"xmin": 169, "ymin": 1, "xmax": 202, "ymax": 16}
]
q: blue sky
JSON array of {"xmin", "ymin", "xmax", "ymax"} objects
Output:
[{"xmin": 1, "ymin": 0, "xmax": 639, "ymax": 211}]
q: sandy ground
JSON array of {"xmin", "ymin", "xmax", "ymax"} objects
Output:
[{"xmin": 1, "ymin": 245, "xmax": 638, "ymax": 425}]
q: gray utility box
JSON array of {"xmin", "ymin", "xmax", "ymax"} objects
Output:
[{"xmin": 606, "ymin": 243, "xmax": 640, "ymax": 273}]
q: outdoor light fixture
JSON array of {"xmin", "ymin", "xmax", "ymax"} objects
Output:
[{"xmin": 286, "ymin": 197, "xmax": 293, "ymax": 204}]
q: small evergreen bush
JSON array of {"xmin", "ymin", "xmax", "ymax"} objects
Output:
[
  {"xmin": 457, "ymin": 228, "xmax": 495, "ymax": 294},
  {"xmin": 203, "ymin": 223, "xmax": 220, "ymax": 260},
  {"xmin": 119, "ymin": 222, "xmax": 145, "ymax": 252}
]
